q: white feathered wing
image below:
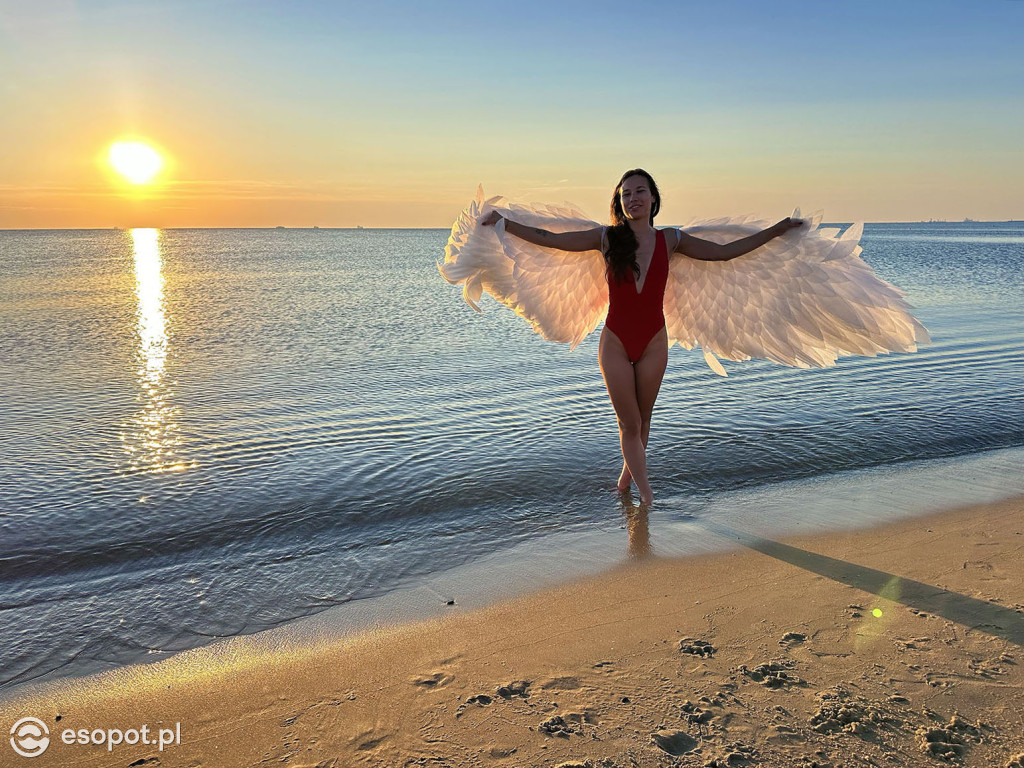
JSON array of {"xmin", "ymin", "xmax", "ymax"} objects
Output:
[
  {"xmin": 666, "ymin": 211, "xmax": 930, "ymax": 375},
  {"xmin": 439, "ymin": 190, "xmax": 930, "ymax": 375},
  {"xmin": 438, "ymin": 186, "xmax": 607, "ymax": 348}
]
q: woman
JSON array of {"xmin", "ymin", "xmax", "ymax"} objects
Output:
[{"xmin": 478, "ymin": 169, "xmax": 803, "ymax": 504}]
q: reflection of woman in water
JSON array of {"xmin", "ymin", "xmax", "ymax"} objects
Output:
[{"xmin": 442, "ymin": 168, "xmax": 928, "ymax": 505}]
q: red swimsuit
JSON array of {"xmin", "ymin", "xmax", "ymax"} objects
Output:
[{"xmin": 605, "ymin": 229, "xmax": 669, "ymax": 363}]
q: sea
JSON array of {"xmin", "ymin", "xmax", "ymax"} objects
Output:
[{"xmin": 1, "ymin": 221, "xmax": 1022, "ymax": 695}]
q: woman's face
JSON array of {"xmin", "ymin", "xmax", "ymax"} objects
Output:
[{"xmin": 619, "ymin": 175, "xmax": 653, "ymax": 221}]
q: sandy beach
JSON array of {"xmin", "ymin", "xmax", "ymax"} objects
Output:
[{"xmin": 3, "ymin": 496, "xmax": 1022, "ymax": 768}]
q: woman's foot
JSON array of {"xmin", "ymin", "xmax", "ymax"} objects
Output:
[
  {"xmin": 617, "ymin": 463, "xmax": 632, "ymax": 492},
  {"xmin": 618, "ymin": 463, "xmax": 652, "ymax": 503},
  {"xmin": 635, "ymin": 474, "xmax": 654, "ymax": 505}
]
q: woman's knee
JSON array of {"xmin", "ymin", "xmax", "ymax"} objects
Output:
[{"xmin": 618, "ymin": 416, "xmax": 643, "ymax": 440}]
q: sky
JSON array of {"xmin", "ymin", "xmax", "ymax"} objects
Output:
[{"xmin": 1, "ymin": 0, "xmax": 1022, "ymax": 228}]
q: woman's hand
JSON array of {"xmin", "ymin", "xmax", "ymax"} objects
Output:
[
  {"xmin": 772, "ymin": 217, "xmax": 804, "ymax": 235},
  {"xmin": 479, "ymin": 210, "xmax": 503, "ymax": 227}
]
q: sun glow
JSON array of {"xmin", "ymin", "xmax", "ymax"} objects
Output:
[{"xmin": 109, "ymin": 141, "xmax": 164, "ymax": 184}]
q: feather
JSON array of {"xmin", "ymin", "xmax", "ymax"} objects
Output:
[
  {"xmin": 440, "ymin": 190, "xmax": 930, "ymax": 375},
  {"xmin": 439, "ymin": 189, "xmax": 607, "ymax": 347}
]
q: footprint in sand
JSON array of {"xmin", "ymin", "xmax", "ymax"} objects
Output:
[
  {"xmin": 680, "ymin": 699, "xmax": 713, "ymax": 726},
  {"xmin": 915, "ymin": 715, "xmax": 984, "ymax": 760},
  {"xmin": 540, "ymin": 676, "xmax": 582, "ymax": 690},
  {"xmin": 810, "ymin": 686, "xmax": 890, "ymax": 736},
  {"xmin": 350, "ymin": 728, "xmax": 392, "ymax": 751},
  {"xmin": 739, "ymin": 661, "xmax": 804, "ymax": 688},
  {"xmin": 765, "ymin": 723, "xmax": 803, "ymax": 744},
  {"xmin": 562, "ymin": 708, "xmax": 600, "ymax": 726},
  {"xmin": 679, "ymin": 638, "xmax": 716, "ymax": 658},
  {"xmin": 898, "ymin": 636, "xmax": 934, "ymax": 651},
  {"xmin": 916, "ymin": 725, "xmax": 966, "ymax": 759},
  {"xmin": 705, "ymin": 742, "xmax": 757, "ymax": 766},
  {"xmin": 968, "ymin": 656, "xmax": 1009, "ymax": 678},
  {"xmin": 454, "ymin": 693, "xmax": 493, "ymax": 718},
  {"xmin": 411, "ymin": 671, "xmax": 454, "ymax": 688},
  {"xmin": 495, "ymin": 680, "xmax": 531, "ymax": 699},
  {"xmin": 924, "ymin": 671, "xmax": 958, "ymax": 689},
  {"xmin": 650, "ymin": 729, "xmax": 698, "ymax": 756},
  {"xmin": 455, "ymin": 680, "xmax": 532, "ymax": 718},
  {"xmin": 538, "ymin": 715, "xmax": 577, "ymax": 738}
]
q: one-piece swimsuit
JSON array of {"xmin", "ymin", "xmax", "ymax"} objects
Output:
[{"xmin": 604, "ymin": 228, "xmax": 669, "ymax": 363}]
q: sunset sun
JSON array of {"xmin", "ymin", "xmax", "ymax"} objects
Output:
[{"xmin": 108, "ymin": 141, "xmax": 163, "ymax": 184}]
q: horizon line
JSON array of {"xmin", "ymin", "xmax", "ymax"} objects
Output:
[{"xmin": 3, "ymin": 219, "xmax": 1023, "ymax": 233}]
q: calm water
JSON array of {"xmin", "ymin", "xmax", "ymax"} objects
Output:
[{"xmin": 1, "ymin": 222, "xmax": 1022, "ymax": 691}]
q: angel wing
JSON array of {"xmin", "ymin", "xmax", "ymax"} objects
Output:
[
  {"xmin": 441, "ymin": 189, "xmax": 930, "ymax": 375},
  {"xmin": 665, "ymin": 211, "xmax": 931, "ymax": 376},
  {"xmin": 438, "ymin": 186, "xmax": 607, "ymax": 348}
]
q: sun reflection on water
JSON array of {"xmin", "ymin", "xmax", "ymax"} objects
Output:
[{"xmin": 121, "ymin": 228, "xmax": 191, "ymax": 474}]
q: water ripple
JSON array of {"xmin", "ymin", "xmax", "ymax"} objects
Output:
[{"xmin": 0, "ymin": 224, "xmax": 1021, "ymax": 690}]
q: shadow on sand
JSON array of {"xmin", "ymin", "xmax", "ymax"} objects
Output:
[{"xmin": 699, "ymin": 520, "xmax": 1024, "ymax": 647}]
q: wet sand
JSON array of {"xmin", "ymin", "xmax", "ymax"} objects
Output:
[{"xmin": 2, "ymin": 496, "xmax": 1023, "ymax": 767}]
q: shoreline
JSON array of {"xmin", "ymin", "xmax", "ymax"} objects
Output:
[
  {"xmin": 3, "ymin": 446, "xmax": 1022, "ymax": 700},
  {"xmin": 3, "ymin": 495, "xmax": 1022, "ymax": 767}
]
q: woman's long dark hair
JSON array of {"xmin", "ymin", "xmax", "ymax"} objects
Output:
[{"xmin": 605, "ymin": 168, "xmax": 662, "ymax": 283}]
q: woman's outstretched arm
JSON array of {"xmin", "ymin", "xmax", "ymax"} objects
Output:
[
  {"xmin": 480, "ymin": 210, "xmax": 603, "ymax": 252},
  {"xmin": 675, "ymin": 217, "xmax": 804, "ymax": 261}
]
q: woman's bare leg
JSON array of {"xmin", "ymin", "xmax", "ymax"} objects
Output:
[
  {"xmin": 599, "ymin": 328, "xmax": 665, "ymax": 504},
  {"xmin": 615, "ymin": 329, "xmax": 668, "ymax": 493},
  {"xmin": 617, "ymin": 424, "xmax": 650, "ymax": 491}
]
